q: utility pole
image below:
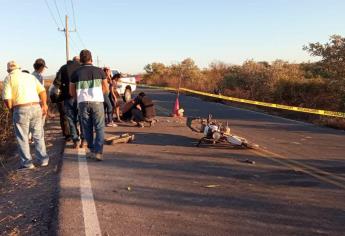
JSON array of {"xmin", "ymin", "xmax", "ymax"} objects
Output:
[{"xmin": 59, "ymin": 15, "xmax": 76, "ymax": 62}]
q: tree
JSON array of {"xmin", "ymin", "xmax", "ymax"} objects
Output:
[{"xmin": 303, "ymin": 35, "xmax": 345, "ymax": 79}]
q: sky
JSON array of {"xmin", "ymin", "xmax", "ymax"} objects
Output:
[{"xmin": 1, "ymin": 0, "xmax": 345, "ymax": 79}]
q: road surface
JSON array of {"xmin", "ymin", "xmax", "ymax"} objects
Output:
[{"xmin": 57, "ymin": 88, "xmax": 345, "ymax": 236}]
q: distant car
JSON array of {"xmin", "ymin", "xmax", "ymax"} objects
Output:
[{"xmin": 112, "ymin": 70, "xmax": 137, "ymax": 102}]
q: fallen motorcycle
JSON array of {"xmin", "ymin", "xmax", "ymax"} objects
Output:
[{"xmin": 196, "ymin": 114, "xmax": 258, "ymax": 149}]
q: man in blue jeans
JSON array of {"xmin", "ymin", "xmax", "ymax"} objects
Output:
[
  {"xmin": 69, "ymin": 49, "xmax": 107, "ymax": 161},
  {"xmin": 2, "ymin": 61, "xmax": 49, "ymax": 169}
]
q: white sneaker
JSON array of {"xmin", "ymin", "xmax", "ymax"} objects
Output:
[
  {"xmin": 18, "ymin": 164, "xmax": 35, "ymax": 171},
  {"xmin": 95, "ymin": 153, "xmax": 103, "ymax": 161},
  {"xmin": 106, "ymin": 122, "xmax": 118, "ymax": 127},
  {"xmin": 40, "ymin": 158, "xmax": 49, "ymax": 167}
]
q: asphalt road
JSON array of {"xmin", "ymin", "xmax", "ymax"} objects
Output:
[{"xmin": 57, "ymin": 88, "xmax": 345, "ymax": 236}]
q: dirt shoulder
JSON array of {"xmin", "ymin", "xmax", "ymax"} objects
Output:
[{"xmin": 0, "ymin": 117, "xmax": 65, "ymax": 236}]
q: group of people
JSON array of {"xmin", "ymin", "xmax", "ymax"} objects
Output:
[{"xmin": 2, "ymin": 49, "xmax": 156, "ymax": 170}]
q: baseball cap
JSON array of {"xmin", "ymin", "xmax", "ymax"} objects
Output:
[
  {"xmin": 7, "ymin": 61, "xmax": 21, "ymax": 72},
  {"xmin": 34, "ymin": 58, "xmax": 48, "ymax": 69}
]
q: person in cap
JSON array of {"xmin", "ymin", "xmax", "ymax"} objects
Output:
[
  {"xmin": 2, "ymin": 61, "xmax": 49, "ymax": 169},
  {"xmin": 70, "ymin": 49, "xmax": 108, "ymax": 161},
  {"xmin": 32, "ymin": 58, "xmax": 47, "ymax": 86}
]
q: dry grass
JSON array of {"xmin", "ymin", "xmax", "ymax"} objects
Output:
[{"xmin": 144, "ymin": 59, "xmax": 345, "ymax": 129}]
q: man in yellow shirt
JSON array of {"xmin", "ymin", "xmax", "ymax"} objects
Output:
[{"xmin": 2, "ymin": 61, "xmax": 49, "ymax": 170}]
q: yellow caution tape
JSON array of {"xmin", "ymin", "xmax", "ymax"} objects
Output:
[{"xmin": 139, "ymin": 84, "xmax": 345, "ymax": 118}]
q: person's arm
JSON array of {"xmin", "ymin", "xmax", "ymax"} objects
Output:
[
  {"xmin": 4, "ymin": 99, "xmax": 12, "ymax": 110},
  {"xmin": 102, "ymin": 79, "xmax": 108, "ymax": 94},
  {"xmin": 34, "ymin": 77, "xmax": 48, "ymax": 116},
  {"xmin": 39, "ymin": 91, "xmax": 48, "ymax": 116},
  {"xmin": 110, "ymin": 82, "xmax": 117, "ymax": 100},
  {"xmin": 2, "ymin": 76, "xmax": 13, "ymax": 110}
]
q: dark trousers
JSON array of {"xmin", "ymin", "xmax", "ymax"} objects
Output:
[
  {"xmin": 132, "ymin": 108, "xmax": 144, "ymax": 122},
  {"xmin": 103, "ymin": 93, "xmax": 113, "ymax": 123},
  {"xmin": 57, "ymin": 102, "xmax": 70, "ymax": 138},
  {"xmin": 64, "ymin": 98, "xmax": 83, "ymax": 141}
]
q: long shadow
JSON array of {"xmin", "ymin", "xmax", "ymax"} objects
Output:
[
  {"xmin": 99, "ymin": 152, "xmax": 337, "ymax": 190},
  {"xmin": 107, "ymin": 131, "xmax": 198, "ymax": 147}
]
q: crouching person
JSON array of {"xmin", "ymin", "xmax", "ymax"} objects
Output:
[
  {"xmin": 132, "ymin": 92, "xmax": 156, "ymax": 128},
  {"xmin": 69, "ymin": 49, "xmax": 107, "ymax": 161},
  {"xmin": 2, "ymin": 61, "xmax": 49, "ymax": 170}
]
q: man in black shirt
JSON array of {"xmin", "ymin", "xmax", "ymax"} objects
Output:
[{"xmin": 54, "ymin": 56, "xmax": 81, "ymax": 148}]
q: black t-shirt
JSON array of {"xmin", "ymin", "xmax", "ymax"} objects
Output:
[{"xmin": 54, "ymin": 60, "xmax": 80, "ymax": 99}]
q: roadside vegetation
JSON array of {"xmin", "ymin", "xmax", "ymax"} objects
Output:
[
  {"xmin": 143, "ymin": 35, "xmax": 345, "ymax": 129},
  {"xmin": 0, "ymin": 83, "xmax": 13, "ymax": 167}
]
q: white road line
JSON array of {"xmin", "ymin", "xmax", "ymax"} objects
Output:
[{"xmin": 78, "ymin": 148, "xmax": 102, "ymax": 236}]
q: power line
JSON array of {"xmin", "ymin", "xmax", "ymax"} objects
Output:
[
  {"xmin": 63, "ymin": 0, "xmax": 70, "ymax": 18},
  {"xmin": 44, "ymin": 0, "xmax": 60, "ymax": 28},
  {"xmin": 70, "ymin": 0, "xmax": 86, "ymax": 48},
  {"xmin": 70, "ymin": 0, "xmax": 77, "ymax": 30},
  {"xmin": 69, "ymin": 34, "xmax": 81, "ymax": 54},
  {"xmin": 54, "ymin": 0, "xmax": 64, "ymax": 28},
  {"xmin": 76, "ymin": 31, "xmax": 86, "ymax": 49}
]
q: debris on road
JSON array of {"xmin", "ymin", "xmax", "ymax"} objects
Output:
[
  {"xmin": 204, "ymin": 184, "xmax": 221, "ymax": 188},
  {"xmin": 127, "ymin": 186, "xmax": 132, "ymax": 191},
  {"xmin": 105, "ymin": 133, "xmax": 135, "ymax": 145},
  {"xmin": 241, "ymin": 159, "xmax": 256, "ymax": 165}
]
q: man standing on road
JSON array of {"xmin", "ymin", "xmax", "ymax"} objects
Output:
[
  {"xmin": 55, "ymin": 56, "xmax": 82, "ymax": 148},
  {"xmin": 70, "ymin": 50, "xmax": 107, "ymax": 161},
  {"xmin": 32, "ymin": 58, "xmax": 48, "ymax": 133},
  {"xmin": 2, "ymin": 61, "xmax": 49, "ymax": 169}
]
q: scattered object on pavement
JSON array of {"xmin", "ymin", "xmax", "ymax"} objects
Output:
[
  {"xmin": 127, "ymin": 186, "xmax": 132, "ymax": 191},
  {"xmin": 105, "ymin": 133, "xmax": 135, "ymax": 145},
  {"xmin": 204, "ymin": 184, "xmax": 220, "ymax": 188},
  {"xmin": 197, "ymin": 114, "xmax": 259, "ymax": 149},
  {"xmin": 241, "ymin": 159, "xmax": 256, "ymax": 165}
]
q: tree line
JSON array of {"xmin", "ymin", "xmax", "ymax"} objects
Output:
[{"xmin": 143, "ymin": 35, "xmax": 345, "ymax": 116}]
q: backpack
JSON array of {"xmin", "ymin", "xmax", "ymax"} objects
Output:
[{"xmin": 49, "ymin": 71, "xmax": 64, "ymax": 103}]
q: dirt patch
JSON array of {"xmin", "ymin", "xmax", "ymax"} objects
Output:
[{"xmin": 0, "ymin": 117, "xmax": 65, "ymax": 236}]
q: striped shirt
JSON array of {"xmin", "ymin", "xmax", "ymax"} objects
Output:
[{"xmin": 71, "ymin": 64, "xmax": 106, "ymax": 103}]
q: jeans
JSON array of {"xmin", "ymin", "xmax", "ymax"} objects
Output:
[
  {"xmin": 132, "ymin": 108, "xmax": 144, "ymax": 122},
  {"xmin": 103, "ymin": 93, "xmax": 113, "ymax": 123},
  {"xmin": 13, "ymin": 105, "xmax": 48, "ymax": 167},
  {"xmin": 64, "ymin": 98, "xmax": 80, "ymax": 141},
  {"xmin": 78, "ymin": 102, "xmax": 105, "ymax": 154}
]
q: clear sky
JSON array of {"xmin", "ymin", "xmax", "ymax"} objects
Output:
[{"xmin": 1, "ymin": 0, "xmax": 345, "ymax": 79}]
